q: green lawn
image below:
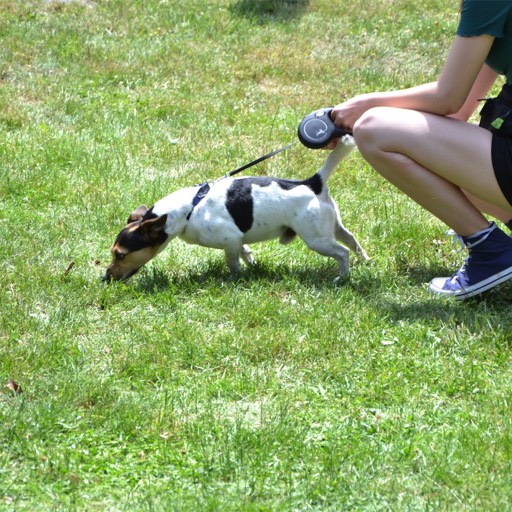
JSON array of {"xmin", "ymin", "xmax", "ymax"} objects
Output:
[{"xmin": 1, "ymin": 0, "xmax": 512, "ymax": 510}]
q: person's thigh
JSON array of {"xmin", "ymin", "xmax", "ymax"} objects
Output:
[{"xmin": 354, "ymin": 106, "xmax": 512, "ymax": 212}]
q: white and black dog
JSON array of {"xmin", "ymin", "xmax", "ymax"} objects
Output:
[{"xmin": 104, "ymin": 135, "xmax": 368, "ymax": 282}]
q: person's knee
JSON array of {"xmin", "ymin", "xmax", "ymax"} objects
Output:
[{"xmin": 353, "ymin": 107, "xmax": 390, "ymax": 150}]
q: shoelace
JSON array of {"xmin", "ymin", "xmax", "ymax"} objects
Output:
[
  {"xmin": 445, "ymin": 229, "xmax": 469, "ymax": 283},
  {"xmin": 446, "ymin": 223, "xmax": 496, "ymax": 251},
  {"xmin": 446, "ymin": 229, "xmax": 465, "ymax": 252}
]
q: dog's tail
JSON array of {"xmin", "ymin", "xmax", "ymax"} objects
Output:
[{"xmin": 318, "ymin": 135, "xmax": 356, "ymax": 183}]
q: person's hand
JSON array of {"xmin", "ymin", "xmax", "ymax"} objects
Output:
[
  {"xmin": 320, "ymin": 94, "xmax": 377, "ymax": 150},
  {"xmin": 331, "ymin": 95, "xmax": 369, "ymax": 130}
]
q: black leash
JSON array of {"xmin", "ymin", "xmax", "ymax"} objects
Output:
[
  {"xmin": 224, "ymin": 141, "xmax": 297, "ymax": 178},
  {"xmin": 186, "ymin": 141, "xmax": 297, "ymax": 220}
]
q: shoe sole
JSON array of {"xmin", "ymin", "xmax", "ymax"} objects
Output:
[{"xmin": 429, "ymin": 265, "xmax": 512, "ymax": 300}]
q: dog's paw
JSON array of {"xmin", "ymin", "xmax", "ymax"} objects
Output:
[
  {"xmin": 333, "ymin": 272, "xmax": 350, "ymax": 285},
  {"xmin": 358, "ymin": 249, "xmax": 371, "ymax": 261}
]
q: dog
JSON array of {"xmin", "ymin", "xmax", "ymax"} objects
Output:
[{"xmin": 103, "ymin": 135, "xmax": 369, "ymax": 282}]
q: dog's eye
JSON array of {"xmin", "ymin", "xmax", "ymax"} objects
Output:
[{"xmin": 115, "ymin": 251, "xmax": 126, "ymax": 260}]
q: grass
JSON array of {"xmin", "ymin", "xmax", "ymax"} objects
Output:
[{"xmin": 1, "ymin": 0, "xmax": 512, "ymax": 510}]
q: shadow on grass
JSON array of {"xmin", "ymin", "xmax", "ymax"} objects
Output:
[
  {"xmin": 350, "ymin": 260, "xmax": 512, "ymax": 324},
  {"xmin": 133, "ymin": 258, "xmax": 341, "ymax": 294},
  {"xmin": 230, "ymin": 0, "xmax": 310, "ymax": 23},
  {"xmin": 129, "ymin": 258, "xmax": 512, "ymax": 326}
]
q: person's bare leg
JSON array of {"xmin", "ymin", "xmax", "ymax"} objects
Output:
[
  {"xmin": 464, "ymin": 191, "xmax": 512, "ymax": 225},
  {"xmin": 352, "ymin": 106, "xmax": 512, "ymax": 235}
]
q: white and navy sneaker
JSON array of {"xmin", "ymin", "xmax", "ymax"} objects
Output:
[{"xmin": 429, "ymin": 222, "xmax": 512, "ymax": 300}]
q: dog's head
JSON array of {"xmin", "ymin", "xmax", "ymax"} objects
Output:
[{"xmin": 103, "ymin": 205, "xmax": 168, "ymax": 282}]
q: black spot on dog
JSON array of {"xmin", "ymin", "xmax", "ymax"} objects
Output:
[
  {"xmin": 277, "ymin": 174, "xmax": 323, "ymax": 195},
  {"xmin": 300, "ymin": 174, "xmax": 323, "ymax": 195},
  {"xmin": 226, "ymin": 180, "xmax": 254, "ymax": 232}
]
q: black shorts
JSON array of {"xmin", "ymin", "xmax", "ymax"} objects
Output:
[
  {"xmin": 492, "ymin": 135, "xmax": 512, "ymax": 207},
  {"xmin": 479, "ymin": 83, "xmax": 512, "ymax": 207}
]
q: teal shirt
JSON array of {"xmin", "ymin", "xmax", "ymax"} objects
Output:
[{"xmin": 457, "ymin": 0, "xmax": 512, "ymax": 84}]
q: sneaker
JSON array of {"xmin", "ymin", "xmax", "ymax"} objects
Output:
[{"xmin": 429, "ymin": 222, "xmax": 512, "ymax": 300}]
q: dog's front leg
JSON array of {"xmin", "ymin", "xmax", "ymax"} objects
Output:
[{"xmin": 224, "ymin": 244, "xmax": 243, "ymax": 273}]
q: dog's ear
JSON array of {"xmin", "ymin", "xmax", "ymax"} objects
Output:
[
  {"xmin": 127, "ymin": 205, "xmax": 149, "ymax": 224},
  {"xmin": 139, "ymin": 214, "xmax": 168, "ymax": 241}
]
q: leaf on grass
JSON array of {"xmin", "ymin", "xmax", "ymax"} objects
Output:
[
  {"xmin": 64, "ymin": 260, "xmax": 75, "ymax": 275},
  {"xmin": 6, "ymin": 378, "xmax": 23, "ymax": 395}
]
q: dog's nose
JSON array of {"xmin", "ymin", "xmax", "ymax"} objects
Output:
[{"xmin": 102, "ymin": 270, "xmax": 112, "ymax": 283}]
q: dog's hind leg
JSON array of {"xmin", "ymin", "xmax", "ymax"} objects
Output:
[
  {"xmin": 304, "ymin": 237, "xmax": 351, "ymax": 279},
  {"xmin": 329, "ymin": 199, "xmax": 369, "ymax": 260},
  {"xmin": 335, "ymin": 223, "xmax": 369, "ymax": 261}
]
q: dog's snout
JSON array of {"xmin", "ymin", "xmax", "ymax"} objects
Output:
[{"xmin": 102, "ymin": 264, "xmax": 142, "ymax": 283}]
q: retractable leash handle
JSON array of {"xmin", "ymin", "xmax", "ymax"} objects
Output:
[{"xmin": 297, "ymin": 107, "xmax": 352, "ymax": 149}]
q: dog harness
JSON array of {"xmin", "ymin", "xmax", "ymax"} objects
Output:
[{"xmin": 186, "ymin": 182, "xmax": 210, "ymax": 220}]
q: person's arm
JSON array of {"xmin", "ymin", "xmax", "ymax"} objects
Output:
[
  {"xmin": 449, "ymin": 63, "xmax": 498, "ymax": 121},
  {"xmin": 331, "ymin": 34, "xmax": 496, "ymax": 130}
]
